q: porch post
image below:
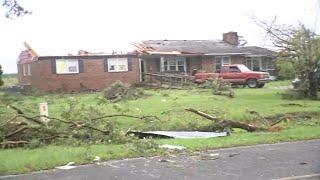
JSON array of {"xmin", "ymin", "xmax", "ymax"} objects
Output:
[{"xmin": 160, "ymin": 57, "xmax": 164, "ymax": 72}]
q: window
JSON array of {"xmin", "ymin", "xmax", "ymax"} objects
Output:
[
  {"xmin": 161, "ymin": 57, "xmax": 186, "ymax": 73},
  {"xmin": 220, "ymin": 66, "xmax": 229, "ymax": 73},
  {"xmin": 22, "ymin": 64, "xmax": 31, "ymax": 76},
  {"xmin": 27, "ymin": 64, "xmax": 31, "ymax": 76},
  {"xmin": 23, "ymin": 64, "xmax": 27, "ymax": 76},
  {"xmin": 246, "ymin": 57, "xmax": 253, "ymax": 70},
  {"xmin": 215, "ymin": 56, "xmax": 230, "ymax": 71},
  {"xmin": 230, "ymin": 66, "xmax": 240, "ymax": 73},
  {"xmin": 246, "ymin": 56, "xmax": 262, "ymax": 71},
  {"xmin": 56, "ymin": 59, "xmax": 79, "ymax": 74},
  {"xmin": 107, "ymin": 58, "xmax": 128, "ymax": 72}
]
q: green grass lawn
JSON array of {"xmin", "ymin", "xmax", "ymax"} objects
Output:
[
  {"xmin": 1, "ymin": 74, "xmax": 17, "ymax": 88},
  {"xmin": 1, "ymin": 81, "xmax": 319, "ymax": 130},
  {"xmin": 1, "ymin": 125, "xmax": 320, "ymax": 175},
  {"xmin": 0, "ymin": 80, "xmax": 320, "ymax": 175}
]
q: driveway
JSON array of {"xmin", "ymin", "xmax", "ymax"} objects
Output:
[{"xmin": 1, "ymin": 140, "xmax": 320, "ymax": 180}]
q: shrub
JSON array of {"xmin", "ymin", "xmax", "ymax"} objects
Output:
[
  {"xmin": 103, "ymin": 81, "xmax": 148, "ymax": 102},
  {"xmin": 276, "ymin": 60, "xmax": 296, "ymax": 80},
  {"xmin": 128, "ymin": 138, "xmax": 160, "ymax": 156},
  {"xmin": 280, "ymin": 89, "xmax": 308, "ymax": 100}
]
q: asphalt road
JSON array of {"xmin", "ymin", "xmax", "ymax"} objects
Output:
[{"xmin": 2, "ymin": 140, "xmax": 320, "ymax": 180}]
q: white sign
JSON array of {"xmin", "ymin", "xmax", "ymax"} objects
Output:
[{"xmin": 39, "ymin": 102, "xmax": 50, "ymax": 124}]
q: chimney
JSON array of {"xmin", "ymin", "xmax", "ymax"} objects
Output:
[{"xmin": 223, "ymin": 32, "xmax": 239, "ymax": 46}]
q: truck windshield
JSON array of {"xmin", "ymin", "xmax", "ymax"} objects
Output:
[{"xmin": 238, "ymin": 65, "xmax": 251, "ymax": 72}]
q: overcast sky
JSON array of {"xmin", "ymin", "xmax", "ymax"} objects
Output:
[{"xmin": 0, "ymin": 0, "xmax": 319, "ymax": 73}]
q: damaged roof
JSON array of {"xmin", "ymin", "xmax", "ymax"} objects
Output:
[{"xmin": 135, "ymin": 40, "xmax": 275, "ymax": 56}]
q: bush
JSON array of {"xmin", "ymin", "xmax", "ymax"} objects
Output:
[
  {"xmin": 103, "ymin": 81, "xmax": 148, "ymax": 102},
  {"xmin": 198, "ymin": 78, "xmax": 234, "ymax": 97},
  {"xmin": 198, "ymin": 78, "xmax": 231, "ymax": 91},
  {"xmin": 276, "ymin": 60, "xmax": 296, "ymax": 80},
  {"xmin": 128, "ymin": 138, "xmax": 160, "ymax": 156},
  {"xmin": 280, "ymin": 89, "xmax": 308, "ymax": 100}
]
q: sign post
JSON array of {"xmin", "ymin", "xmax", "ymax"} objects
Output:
[{"xmin": 39, "ymin": 102, "xmax": 50, "ymax": 125}]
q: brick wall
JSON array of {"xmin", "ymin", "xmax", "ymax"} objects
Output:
[
  {"xmin": 201, "ymin": 57, "xmax": 215, "ymax": 72},
  {"xmin": 189, "ymin": 57, "xmax": 202, "ymax": 74},
  {"xmin": 24, "ymin": 57, "xmax": 140, "ymax": 92},
  {"xmin": 223, "ymin": 32, "xmax": 239, "ymax": 45},
  {"xmin": 231, "ymin": 56, "xmax": 245, "ymax": 64},
  {"xmin": 18, "ymin": 63, "xmax": 33, "ymax": 85}
]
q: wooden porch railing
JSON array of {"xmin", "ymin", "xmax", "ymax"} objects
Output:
[{"xmin": 142, "ymin": 73, "xmax": 194, "ymax": 87}]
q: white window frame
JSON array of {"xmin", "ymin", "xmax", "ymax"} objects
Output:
[
  {"xmin": 22, "ymin": 64, "xmax": 31, "ymax": 76},
  {"xmin": 56, "ymin": 59, "xmax": 79, "ymax": 74},
  {"xmin": 246, "ymin": 56, "xmax": 262, "ymax": 71},
  {"xmin": 215, "ymin": 56, "xmax": 230, "ymax": 70},
  {"xmin": 23, "ymin": 64, "xmax": 27, "ymax": 76},
  {"xmin": 27, "ymin": 64, "xmax": 31, "ymax": 76},
  {"xmin": 160, "ymin": 57, "xmax": 186, "ymax": 73},
  {"xmin": 107, "ymin": 58, "xmax": 128, "ymax": 72},
  {"xmin": 215, "ymin": 56, "xmax": 231, "ymax": 64}
]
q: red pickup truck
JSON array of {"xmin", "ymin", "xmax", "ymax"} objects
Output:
[{"xmin": 194, "ymin": 64, "xmax": 270, "ymax": 88}]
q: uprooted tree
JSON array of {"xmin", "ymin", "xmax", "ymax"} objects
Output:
[{"xmin": 253, "ymin": 17, "xmax": 320, "ymax": 99}]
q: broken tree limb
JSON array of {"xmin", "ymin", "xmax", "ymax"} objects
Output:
[
  {"xmin": 9, "ymin": 105, "xmax": 24, "ymax": 114},
  {"xmin": 213, "ymin": 90, "xmax": 235, "ymax": 98},
  {"xmin": 213, "ymin": 120, "xmax": 265, "ymax": 132},
  {"xmin": 39, "ymin": 116, "xmax": 110, "ymax": 135},
  {"xmin": 91, "ymin": 114, "xmax": 159, "ymax": 121},
  {"xmin": 5, "ymin": 126, "xmax": 29, "ymax": 139},
  {"xmin": 185, "ymin": 108, "xmax": 219, "ymax": 122},
  {"xmin": 0, "ymin": 140, "xmax": 29, "ymax": 146},
  {"xmin": 185, "ymin": 108, "xmax": 265, "ymax": 132},
  {"xmin": 1, "ymin": 107, "xmax": 159, "ymax": 148}
]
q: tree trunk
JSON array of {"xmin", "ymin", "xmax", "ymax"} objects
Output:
[{"xmin": 308, "ymin": 72, "xmax": 318, "ymax": 99}]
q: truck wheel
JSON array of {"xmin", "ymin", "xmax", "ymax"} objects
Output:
[
  {"xmin": 247, "ymin": 79, "xmax": 258, "ymax": 88},
  {"xmin": 258, "ymin": 84, "xmax": 265, "ymax": 88}
]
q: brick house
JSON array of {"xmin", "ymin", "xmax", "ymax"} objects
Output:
[
  {"xmin": 17, "ymin": 32, "xmax": 275, "ymax": 92},
  {"xmin": 17, "ymin": 43, "xmax": 141, "ymax": 92},
  {"xmin": 135, "ymin": 32, "xmax": 276, "ymax": 76}
]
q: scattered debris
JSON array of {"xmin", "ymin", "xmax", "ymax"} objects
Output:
[
  {"xmin": 268, "ymin": 125, "xmax": 286, "ymax": 132},
  {"xmin": 158, "ymin": 159, "xmax": 176, "ymax": 163},
  {"xmin": 56, "ymin": 162, "xmax": 76, "ymax": 170},
  {"xmin": 159, "ymin": 144, "xmax": 186, "ymax": 150},
  {"xmin": 228, "ymin": 153, "xmax": 240, "ymax": 157},
  {"xmin": 299, "ymin": 162, "xmax": 308, "ymax": 165},
  {"xmin": 280, "ymin": 103, "xmax": 305, "ymax": 107},
  {"xmin": 93, "ymin": 156, "xmax": 101, "ymax": 162},
  {"xmin": 213, "ymin": 90, "xmax": 235, "ymax": 98},
  {"xmin": 267, "ymin": 113, "xmax": 313, "ymax": 127},
  {"xmin": 245, "ymin": 109, "xmax": 259, "ymax": 116},
  {"xmin": 201, "ymin": 153, "xmax": 219, "ymax": 160},
  {"xmin": 127, "ymin": 131, "xmax": 227, "ymax": 139}
]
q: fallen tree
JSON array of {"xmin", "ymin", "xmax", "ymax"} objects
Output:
[
  {"xmin": 185, "ymin": 108, "xmax": 265, "ymax": 132},
  {"xmin": 0, "ymin": 105, "xmax": 158, "ymax": 148}
]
